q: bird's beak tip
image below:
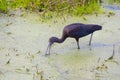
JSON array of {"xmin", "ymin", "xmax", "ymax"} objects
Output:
[
  {"xmin": 45, "ymin": 53, "xmax": 50, "ymax": 56},
  {"xmin": 45, "ymin": 42, "xmax": 52, "ymax": 56}
]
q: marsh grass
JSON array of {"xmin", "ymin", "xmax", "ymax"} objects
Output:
[
  {"xmin": 0, "ymin": 0, "xmax": 119, "ymax": 20},
  {"xmin": 0, "ymin": 0, "xmax": 100, "ymax": 14},
  {"xmin": 9, "ymin": 0, "xmax": 40, "ymax": 10},
  {"xmin": 72, "ymin": 1, "xmax": 100, "ymax": 16},
  {"xmin": 0, "ymin": 0, "xmax": 8, "ymax": 13}
]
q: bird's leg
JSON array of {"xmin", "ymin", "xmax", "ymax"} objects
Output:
[
  {"xmin": 76, "ymin": 38, "xmax": 80, "ymax": 49},
  {"xmin": 89, "ymin": 33, "xmax": 93, "ymax": 46}
]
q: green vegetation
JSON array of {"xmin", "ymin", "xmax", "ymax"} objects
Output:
[
  {"xmin": 0, "ymin": 0, "xmax": 8, "ymax": 13},
  {"xmin": 117, "ymin": 0, "xmax": 120, "ymax": 3},
  {"xmin": 0, "ymin": 0, "xmax": 100, "ymax": 14},
  {"xmin": 72, "ymin": 0, "xmax": 99, "ymax": 16},
  {"xmin": 9, "ymin": 0, "xmax": 40, "ymax": 10},
  {"xmin": 0, "ymin": 0, "xmax": 119, "ymax": 19},
  {"xmin": 104, "ymin": 0, "xmax": 120, "ymax": 4}
]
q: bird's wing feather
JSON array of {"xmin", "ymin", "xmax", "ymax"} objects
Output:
[{"xmin": 68, "ymin": 26, "xmax": 88, "ymax": 38}]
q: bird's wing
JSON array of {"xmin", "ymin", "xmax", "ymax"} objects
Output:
[{"xmin": 68, "ymin": 27, "xmax": 87, "ymax": 38}]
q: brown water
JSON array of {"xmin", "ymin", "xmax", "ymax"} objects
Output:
[{"xmin": 0, "ymin": 8, "xmax": 120, "ymax": 80}]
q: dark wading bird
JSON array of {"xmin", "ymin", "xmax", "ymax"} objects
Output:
[{"xmin": 46, "ymin": 23, "xmax": 102, "ymax": 55}]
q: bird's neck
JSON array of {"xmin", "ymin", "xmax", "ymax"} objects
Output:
[{"xmin": 55, "ymin": 37, "xmax": 66, "ymax": 43}]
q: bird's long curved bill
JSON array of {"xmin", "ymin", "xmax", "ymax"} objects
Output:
[{"xmin": 45, "ymin": 43, "xmax": 51, "ymax": 55}]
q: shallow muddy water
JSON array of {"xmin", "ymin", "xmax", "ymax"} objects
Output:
[{"xmin": 0, "ymin": 5, "xmax": 120, "ymax": 80}]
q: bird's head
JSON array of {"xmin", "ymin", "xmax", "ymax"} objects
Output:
[
  {"xmin": 90, "ymin": 25, "xmax": 102, "ymax": 32},
  {"xmin": 49, "ymin": 37, "xmax": 59, "ymax": 44},
  {"xmin": 45, "ymin": 37, "xmax": 58, "ymax": 55},
  {"xmin": 93, "ymin": 25, "xmax": 102, "ymax": 31}
]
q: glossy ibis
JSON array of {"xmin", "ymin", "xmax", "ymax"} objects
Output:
[{"xmin": 46, "ymin": 23, "xmax": 102, "ymax": 55}]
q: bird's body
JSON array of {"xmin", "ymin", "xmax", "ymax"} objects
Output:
[
  {"xmin": 46, "ymin": 23, "xmax": 102, "ymax": 55},
  {"xmin": 63, "ymin": 23, "xmax": 95, "ymax": 38}
]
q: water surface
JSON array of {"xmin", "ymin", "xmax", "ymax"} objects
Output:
[{"xmin": 0, "ymin": 5, "xmax": 120, "ymax": 80}]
